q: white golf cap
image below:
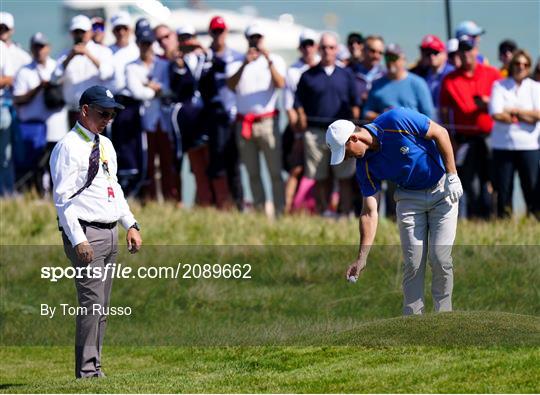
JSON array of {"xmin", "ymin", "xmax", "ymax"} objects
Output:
[
  {"xmin": 299, "ymin": 28, "xmax": 319, "ymax": 45},
  {"xmin": 244, "ymin": 23, "xmax": 265, "ymax": 38},
  {"xmin": 0, "ymin": 12, "xmax": 14, "ymax": 29},
  {"xmin": 70, "ymin": 14, "xmax": 92, "ymax": 31},
  {"xmin": 111, "ymin": 11, "xmax": 131, "ymax": 28},
  {"xmin": 176, "ymin": 24, "xmax": 195, "ymax": 36},
  {"xmin": 447, "ymin": 38, "xmax": 459, "ymax": 53},
  {"xmin": 326, "ymin": 120, "xmax": 356, "ymax": 165}
]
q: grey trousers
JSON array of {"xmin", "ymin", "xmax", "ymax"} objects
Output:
[
  {"xmin": 62, "ymin": 225, "xmax": 118, "ymax": 378},
  {"xmin": 394, "ymin": 174, "xmax": 458, "ymax": 315},
  {"xmin": 236, "ymin": 116, "xmax": 285, "ymax": 214}
]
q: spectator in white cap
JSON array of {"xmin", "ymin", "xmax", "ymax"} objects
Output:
[
  {"xmin": 53, "ymin": 14, "xmax": 114, "ymax": 126},
  {"xmin": 282, "ymin": 28, "xmax": 319, "ymax": 213},
  {"xmin": 455, "ymin": 20, "xmax": 489, "ymax": 65},
  {"xmin": 226, "ymin": 23, "xmax": 286, "ymax": 216},
  {"xmin": 13, "ymin": 32, "xmax": 68, "ymax": 195},
  {"xmin": 0, "ymin": 12, "xmax": 31, "ymax": 72},
  {"xmin": 446, "ymin": 38, "xmax": 461, "ymax": 69},
  {"xmin": 108, "ymin": 11, "xmax": 139, "ymax": 96}
]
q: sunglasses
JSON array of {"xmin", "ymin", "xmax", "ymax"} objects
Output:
[
  {"xmin": 210, "ymin": 28, "xmax": 224, "ymax": 35},
  {"xmin": 321, "ymin": 45, "xmax": 336, "ymax": 50},
  {"xmin": 113, "ymin": 25, "xmax": 128, "ymax": 32},
  {"xmin": 422, "ymin": 49, "xmax": 440, "ymax": 56},
  {"xmin": 156, "ymin": 33, "xmax": 171, "ymax": 42},
  {"xmin": 384, "ymin": 53, "xmax": 400, "ymax": 62},
  {"xmin": 90, "ymin": 105, "xmax": 116, "ymax": 120},
  {"xmin": 514, "ymin": 61, "xmax": 530, "ymax": 68},
  {"xmin": 367, "ymin": 47, "xmax": 383, "ymax": 55}
]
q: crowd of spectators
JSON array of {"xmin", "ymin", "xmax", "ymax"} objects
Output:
[{"xmin": 1, "ymin": 11, "xmax": 539, "ymax": 219}]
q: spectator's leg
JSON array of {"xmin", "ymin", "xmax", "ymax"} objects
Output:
[
  {"xmin": 457, "ymin": 140, "xmax": 476, "ymax": 218},
  {"xmin": 144, "ymin": 131, "xmax": 158, "ymax": 201},
  {"xmin": 0, "ymin": 120, "xmax": 15, "ymax": 196},
  {"xmin": 515, "ymin": 149, "xmax": 540, "ymax": 216},
  {"xmin": 427, "ymin": 176, "xmax": 458, "ymax": 313},
  {"xmin": 304, "ymin": 128, "xmax": 330, "ymax": 213},
  {"xmin": 156, "ymin": 127, "xmax": 182, "ymax": 202},
  {"xmin": 256, "ymin": 117, "xmax": 285, "ymax": 215},
  {"xmin": 476, "ymin": 137, "xmax": 493, "ymax": 218},
  {"xmin": 187, "ymin": 145, "xmax": 213, "ymax": 206},
  {"xmin": 236, "ymin": 121, "xmax": 264, "ymax": 210},
  {"xmin": 492, "ymin": 149, "xmax": 514, "ymax": 218},
  {"xmin": 333, "ymin": 158, "xmax": 356, "ymax": 216},
  {"xmin": 225, "ymin": 122, "xmax": 244, "ymax": 210},
  {"xmin": 395, "ymin": 187, "xmax": 428, "ymax": 315}
]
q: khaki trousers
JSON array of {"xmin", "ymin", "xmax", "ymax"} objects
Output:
[{"xmin": 236, "ymin": 116, "xmax": 285, "ymax": 214}]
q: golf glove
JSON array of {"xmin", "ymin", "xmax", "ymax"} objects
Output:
[{"xmin": 445, "ymin": 173, "xmax": 463, "ymax": 203}]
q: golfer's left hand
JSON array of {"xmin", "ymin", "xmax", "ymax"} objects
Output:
[
  {"xmin": 445, "ymin": 173, "xmax": 463, "ymax": 203},
  {"xmin": 126, "ymin": 228, "xmax": 142, "ymax": 254}
]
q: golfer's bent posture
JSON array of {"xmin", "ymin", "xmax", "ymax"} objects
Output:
[
  {"xmin": 50, "ymin": 85, "xmax": 142, "ymax": 377},
  {"xmin": 326, "ymin": 107, "xmax": 463, "ymax": 315}
]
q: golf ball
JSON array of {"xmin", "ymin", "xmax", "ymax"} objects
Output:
[{"xmin": 348, "ymin": 276, "xmax": 357, "ymax": 283}]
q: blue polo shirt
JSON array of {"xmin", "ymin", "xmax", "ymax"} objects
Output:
[
  {"xmin": 294, "ymin": 64, "xmax": 360, "ymax": 121},
  {"xmin": 363, "ymin": 72, "xmax": 435, "ymax": 119},
  {"xmin": 356, "ymin": 108, "xmax": 446, "ymax": 196}
]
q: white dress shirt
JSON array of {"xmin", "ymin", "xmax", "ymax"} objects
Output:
[
  {"xmin": 0, "ymin": 41, "xmax": 15, "ymax": 99},
  {"xmin": 54, "ymin": 41, "xmax": 114, "ymax": 109},
  {"xmin": 125, "ymin": 57, "xmax": 170, "ymax": 132},
  {"xmin": 226, "ymin": 53, "xmax": 286, "ymax": 115},
  {"xmin": 50, "ymin": 122, "xmax": 137, "ymax": 246},
  {"xmin": 283, "ymin": 57, "xmax": 318, "ymax": 110},
  {"xmin": 489, "ymin": 77, "xmax": 540, "ymax": 150},
  {"xmin": 109, "ymin": 41, "xmax": 139, "ymax": 95},
  {"xmin": 13, "ymin": 58, "xmax": 68, "ymax": 142}
]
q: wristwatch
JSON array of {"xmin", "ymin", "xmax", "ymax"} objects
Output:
[{"xmin": 129, "ymin": 222, "xmax": 140, "ymax": 231}]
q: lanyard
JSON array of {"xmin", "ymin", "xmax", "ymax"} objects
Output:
[
  {"xmin": 75, "ymin": 124, "xmax": 111, "ymax": 179},
  {"xmin": 75, "ymin": 124, "xmax": 108, "ymax": 163}
]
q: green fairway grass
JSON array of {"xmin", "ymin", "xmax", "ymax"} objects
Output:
[{"xmin": 1, "ymin": 198, "xmax": 539, "ymax": 393}]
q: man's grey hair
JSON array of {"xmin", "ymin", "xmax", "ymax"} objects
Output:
[{"xmin": 319, "ymin": 31, "xmax": 339, "ymax": 46}]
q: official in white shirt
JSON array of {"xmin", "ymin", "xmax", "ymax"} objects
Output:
[
  {"xmin": 54, "ymin": 15, "xmax": 114, "ymax": 126},
  {"xmin": 13, "ymin": 32, "xmax": 68, "ymax": 194},
  {"xmin": 226, "ymin": 24, "xmax": 287, "ymax": 215},
  {"xmin": 50, "ymin": 85, "xmax": 142, "ymax": 378}
]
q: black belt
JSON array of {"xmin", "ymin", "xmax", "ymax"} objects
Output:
[
  {"xmin": 58, "ymin": 219, "xmax": 117, "ymax": 232},
  {"xmin": 79, "ymin": 220, "xmax": 117, "ymax": 229}
]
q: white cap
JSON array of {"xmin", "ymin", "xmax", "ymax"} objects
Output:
[
  {"xmin": 244, "ymin": 23, "xmax": 265, "ymax": 38},
  {"xmin": 447, "ymin": 38, "xmax": 459, "ymax": 53},
  {"xmin": 111, "ymin": 11, "xmax": 131, "ymax": 28},
  {"xmin": 70, "ymin": 14, "xmax": 92, "ymax": 32},
  {"xmin": 176, "ymin": 24, "xmax": 195, "ymax": 36},
  {"xmin": 0, "ymin": 12, "xmax": 14, "ymax": 29},
  {"xmin": 326, "ymin": 120, "xmax": 356, "ymax": 165},
  {"xmin": 299, "ymin": 28, "xmax": 319, "ymax": 45}
]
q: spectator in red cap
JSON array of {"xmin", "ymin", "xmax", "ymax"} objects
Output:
[
  {"xmin": 199, "ymin": 15, "xmax": 244, "ymax": 209},
  {"xmin": 439, "ymin": 35, "xmax": 501, "ymax": 218},
  {"xmin": 415, "ymin": 34, "xmax": 454, "ymax": 114}
]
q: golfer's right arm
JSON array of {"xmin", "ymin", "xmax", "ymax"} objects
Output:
[{"xmin": 357, "ymin": 195, "xmax": 379, "ymax": 264}]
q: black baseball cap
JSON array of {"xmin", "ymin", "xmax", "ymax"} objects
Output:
[
  {"xmin": 136, "ymin": 26, "xmax": 155, "ymax": 43},
  {"xmin": 79, "ymin": 85, "xmax": 125, "ymax": 109}
]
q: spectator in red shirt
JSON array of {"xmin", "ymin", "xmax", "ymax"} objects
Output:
[{"xmin": 439, "ymin": 35, "xmax": 501, "ymax": 218}]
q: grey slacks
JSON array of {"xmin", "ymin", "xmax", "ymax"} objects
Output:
[
  {"xmin": 62, "ymin": 225, "xmax": 118, "ymax": 378},
  {"xmin": 394, "ymin": 174, "xmax": 458, "ymax": 315}
]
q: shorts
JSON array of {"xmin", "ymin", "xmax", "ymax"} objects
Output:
[{"xmin": 304, "ymin": 127, "xmax": 355, "ymax": 180}]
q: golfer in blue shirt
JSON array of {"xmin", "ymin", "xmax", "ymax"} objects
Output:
[{"xmin": 326, "ymin": 107, "xmax": 463, "ymax": 315}]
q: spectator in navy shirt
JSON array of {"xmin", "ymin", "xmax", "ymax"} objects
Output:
[{"xmin": 295, "ymin": 32, "xmax": 360, "ymax": 215}]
